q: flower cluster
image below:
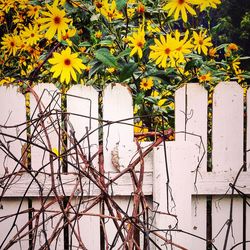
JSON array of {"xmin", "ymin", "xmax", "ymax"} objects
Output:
[{"xmin": 0, "ymin": 0, "xmax": 249, "ymax": 133}]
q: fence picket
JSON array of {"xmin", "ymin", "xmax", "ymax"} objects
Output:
[
  {"xmin": 175, "ymin": 83, "xmax": 207, "ymax": 249},
  {"xmin": 103, "ymin": 83, "xmax": 134, "ymax": 173},
  {"xmin": 29, "ymin": 83, "xmax": 64, "ymax": 248},
  {"xmin": 30, "ymin": 83, "xmax": 61, "ymax": 172},
  {"xmin": 153, "ymin": 141, "xmax": 204, "ymax": 249},
  {"xmin": 67, "ymin": 85, "xmax": 100, "ymax": 249},
  {"xmin": 212, "ymin": 81, "xmax": 244, "ymax": 249},
  {"xmin": 0, "ymin": 86, "xmax": 29, "ymax": 249}
]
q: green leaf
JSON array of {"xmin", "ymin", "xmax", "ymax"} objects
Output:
[
  {"xmin": 119, "ymin": 62, "xmax": 137, "ymax": 82},
  {"xmin": 89, "ymin": 60, "xmax": 103, "ymax": 78},
  {"xmin": 116, "ymin": 0, "xmax": 127, "ymax": 10},
  {"xmin": 117, "ymin": 48, "xmax": 131, "ymax": 59},
  {"xmin": 215, "ymin": 43, "xmax": 228, "ymax": 51},
  {"xmin": 79, "ymin": 41, "xmax": 91, "ymax": 47},
  {"xmin": 95, "ymin": 48, "xmax": 118, "ymax": 68},
  {"xmin": 99, "ymin": 40, "xmax": 114, "ymax": 46}
]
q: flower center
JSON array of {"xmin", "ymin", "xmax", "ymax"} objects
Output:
[
  {"xmin": 137, "ymin": 41, "xmax": 143, "ymax": 48},
  {"xmin": 54, "ymin": 16, "xmax": 61, "ymax": 25},
  {"xmin": 10, "ymin": 41, "xmax": 15, "ymax": 47},
  {"xmin": 178, "ymin": 0, "xmax": 185, "ymax": 4},
  {"xmin": 199, "ymin": 39, "xmax": 204, "ymax": 45},
  {"xmin": 64, "ymin": 58, "xmax": 71, "ymax": 66},
  {"xmin": 34, "ymin": 7, "xmax": 37, "ymax": 11},
  {"xmin": 95, "ymin": 2, "xmax": 103, "ymax": 8},
  {"xmin": 31, "ymin": 33, "xmax": 35, "ymax": 37},
  {"xmin": 165, "ymin": 48, "xmax": 171, "ymax": 55}
]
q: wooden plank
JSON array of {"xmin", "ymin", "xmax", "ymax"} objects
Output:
[
  {"xmin": 67, "ymin": 85, "xmax": 99, "ymax": 172},
  {"xmin": 212, "ymin": 81, "xmax": 243, "ymax": 172},
  {"xmin": 103, "ymin": 83, "xmax": 134, "ymax": 173},
  {"xmin": 30, "ymin": 83, "xmax": 61, "ymax": 173},
  {"xmin": 3, "ymin": 170, "xmax": 250, "ymax": 197},
  {"xmin": 0, "ymin": 86, "xmax": 26, "ymax": 176},
  {"xmin": 175, "ymin": 83, "xmax": 207, "ymax": 171},
  {"xmin": 69, "ymin": 199, "xmax": 100, "ymax": 249},
  {"xmin": 0, "ymin": 199, "xmax": 29, "ymax": 249},
  {"xmin": 175, "ymin": 83, "xmax": 207, "ymax": 249},
  {"xmin": 212, "ymin": 81, "xmax": 244, "ymax": 249},
  {"xmin": 153, "ymin": 141, "xmax": 206, "ymax": 249},
  {"xmin": 32, "ymin": 198, "xmax": 64, "ymax": 249},
  {"xmin": 193, "ymin": 171, "xmax": 250, "ymax": 195},
  {"xmin": 0, "ymin": 87, "xmax": 29, "ymax": 249},
  {"xmin": 212, "ymin": 197, "xmax": 243, "ymax": 249}
]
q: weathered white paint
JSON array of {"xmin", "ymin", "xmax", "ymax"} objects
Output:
[
  {"xmin": 32, "ymin": 198, "xmax": 64, "ymax": 249},
  {"xmin": 0, "ymin": 199, "xmax": 29, "ymax": 249},
  {"xmin": 67, "ymin": 85, "xmax": 99, "ymax": 172},
  {"xmin": 212, "ymin": 82, "xmax": 244, "ymax": 172},
  {"xmin": 153, "ymin": 141, "xmax": 206, "ymax": 249},
  {"xmin": 175, "ymin": 83, "xmax": 207, "ymax": 249},
  {"xmin": 30, "ymin": 83, "xmax": 61, "ymax": 173},
  {"xmin": 70, "ymin": 198, "xmax": 100, "ymax": 249},
  {"xmin": 212, "ymin": 197, "xmax": 243, "ymax": 249},
  {"xmin": 0, "ymin": 82, "xmax": 249, "ymax": 250},
  {"xmin": 175, "ymin": 83, "xmax": 207, "ymax": 171},
  {"xmin": 0, "ymin": 86, "xmax": 26, "ymax": 176},
  {"xmin": 0, "ymin": 87, "xmax": 28, "ymax": 249},
  {"xmin": 103, "ymin": 83, "xmax": 134, "ymax": 173}
]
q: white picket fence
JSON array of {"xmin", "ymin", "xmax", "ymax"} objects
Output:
[{"xmin": 0, "ymin": 82, "xmax": 249, "ymax": 249}]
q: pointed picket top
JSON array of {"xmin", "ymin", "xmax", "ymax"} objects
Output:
[
  {"xmin": 212, "ymin": 81, "xmax": 243, "ymax": 172},
  {"xmin": 67, "ymin": 85, "xmax": 99, "ymax": 173},
  {"xmin": 0, "ymin": 86, "xmax": 26, "ymax": 176},
  {"xmin": 103, "ymin": 83, "xmax": 134, "ymax": 172},
  {"xmin": 175, "ymin": 83, "xmax": 208, "ymax": 171},
  {"xmin": 30, "ymin": 83, "xmax": 61, "ymax": 171}
]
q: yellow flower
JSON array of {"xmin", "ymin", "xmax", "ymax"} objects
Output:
[
  {"xmin": 21, "ymin": 24, "xmax": 42, "ymax": 46},
  {"xmin": 163, "ymin": 0, "xmax": 196, "ymax": 23},
  {"xmin": 0, "ymin": 77, "xmax": 15, "ymax": 86},
  {"xmin": 146, "ymin": 20, "xmax": 161, "ymax": 35},
  {"xmin": 157, "ymin": 98, "xmax": 167, "ymax": 107},
  {"xmin": 1, "ymin": 34, "xmax": 21, "ymax": 56},
  {"xmin": 128, "ymin": 25, "xmax": 145, "ymax": 59},
  {"xmin": 149, "ymin": 34, "xmax": 177, "ymax": 68},
  {"xmin": 134, "ymin": 120, "xmax": 148, "ymax": 141},
  {"xmin": 226, "ymin": 43, "xmax": 239, "ymax": 55},
  {"xmin": 174, "ymin": 30, "xmax": 193, "ymax": 63},
  {"xmin": 198, "ymin": 72, "xmax": 211, "ymax": 82},
  {"xmin": 140, "ymin": 77, "xmax": 154, "ymax": 90},
  {"xmin": 18, "ymin": 0, "xmax": 29, "ymax": 9},
  {"xmin": 99, "ymin": 0, "xmax": 123, "ymax": 22},
  {"xmin": 0, "ymin": 0, "xmax": 15, "ymax": 13},
  {"xmin": 62, "ymin": 28, "xmax": 76, "ymax": 46},
  {"xmin": 94, "ymin": 0, "xmax": 108, "ymax": 10},
  {"xmin": 208, "ymin": 47, "xmax": 217, "ymax": 57},
  {"xmin": 193, "ymin": 30, "xmax": 213, "ymax": 55},
  {"xmin": 106, "ymin": 67, "xmax": 116, "ymax": 73},
  {"xmin": 231, "ymin": 59, "xmax": 241, "ymax": 73},
  {"xmin": 39, "ymin": 1, "xmax": 71, "ymax": 41},
  {"xmin": 48, "ymin": 47, "xmax": 86, "ymax": 84},
  {"xmin": 95, "ymin": 31, "xmax": 102, "ymax": 39},
  {"xmin": 228, "ymin": 43, "xmax": 238, "ymax": 51},
  {"xmin": 193, "ymin": 0, "xmax": 221, "ymax": 11},
  {"xmin": 27, "ymin": 5, "xmax": 42, "ymax": 19}
]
